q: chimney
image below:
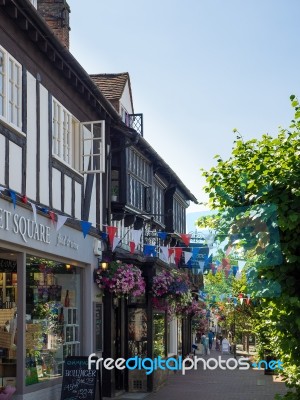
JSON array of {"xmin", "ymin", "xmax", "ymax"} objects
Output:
[{"xmin": 37, "ymin": 0, "xmax": 71, "ymax": 49}]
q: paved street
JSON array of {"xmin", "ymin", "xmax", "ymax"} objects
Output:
[{"xmin": 120, "ymin": 348, "xmax": 288, "ymax": 400}]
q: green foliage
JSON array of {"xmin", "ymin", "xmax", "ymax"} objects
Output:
[{"xmin": 198, "ymin": 97, "xmax": 300, "ymax": 391}]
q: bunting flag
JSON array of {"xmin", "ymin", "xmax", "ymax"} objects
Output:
[
  {"xmin": 184, "ymin": 251, "xmax": 193, "ymax": 264},
  {"xmin": 246, "ymin": 294, "xmax": 251, "ymax": 305},
  {"xmin": 131, "ymin": 229, "xmax": 142, "ymax": 246},
  {"xmin": 29, "ymin": 202, "xmax": 37, "ymax": 222},
  {"xmin": 0, "ymin": 186, "xmax": 5, "ymax": 195},
  {"xmin": 40, "ymin": 207, "xmax": 49, "ymax": 214},
  {"xmin": 107, "ymin": 226, "xmax": 117, "ymax": 245},
  {"xmin": 174, "ymin": 248, "xmax": 183, "ymax": 265},
  {"xmin": 238, "ymin": 294, "xmax": 244, "ymax": 305},
  {"xmin": 129, "ymin": 241, "xmax": 135, "ymax": 253},
  {"xmin": 80, "ymin": 221, "xmax": 92, "ymax": 238},
  {"xmin": 238, "ymin": 260, "xmax": 247, "ymax": 269},
  {"xmin": 101, "ymin": 232, "xmax": 108, "ymax": 241},
  {"xmin": 144, "ymin": 244, "xmax": 156, "ymax": 257},
  {"xmin": 222, "ymin": 258, "xmax": 231, "ymax": 270},
  {"xmin": 157, "ymin": 231, "xmax": 167, "ymax": 240},
  {"xmin": 180, "ymin": 233, "xmax": 192, "ymax": 246},
  {"xmin": 9, "ymin": 190, "xmax": 16, "ymax": 209},
  {"xmin": 160, "ymin": 246, "xmax": 169, "ymax": 262},
  {"xmin": 232, "ymin": 265, "xmax": 239, "ymax": 277},
  {"xmin": 49, "ymin": 211, "xmax": 56, "ymax": 226},
  {"xmin": 112, "ymin": 237, "xmax": 121, "ymax": 251},
  {"xmin": 211, "ymin": 264, "xmax": 216, "ymax": 275},
  {"xmin": 233, "ymin": 298, "xmax": 238, "ymax": 306},
  {"xmin": 21, "ymin": 195, "xmax": 28, "ymax": 204},
  {"xmin": 224, "ymin": 270, "xmax": 230, "ymax": 278},
  {"xmin": 168, "ymin": 248, "xmax": 175, "ymax": 258},
  {"xmin": 56, "ymin": 215, "xmax": 68, "ymax": 231},
  {"xmin": 198, "ymin": 260, "xmax": 204, "ymax": 273},
  {"xmin": 225, "ymin": 245, "xmax": 232, "ymax": 256}
]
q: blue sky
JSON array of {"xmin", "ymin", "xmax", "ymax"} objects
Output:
[{"xmin": 68, "ymin": 0, "xmax": 300, "ymax": 214}]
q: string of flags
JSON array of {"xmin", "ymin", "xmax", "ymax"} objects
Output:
[
  {"xmin": 0, "ymin": 186, "xmax": 92, "ymax": 238},
  {"xmin": 0, "ymin": 186, "xmax": 211, "ymax": 247},
  {"xmin": 199, "ymin": 291, "xmax": 252, "ymax": 305}
]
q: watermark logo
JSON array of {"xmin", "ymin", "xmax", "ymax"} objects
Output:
[{"xmin": 88, "ymin": 354, "xmax": 283, "ymax": 375}]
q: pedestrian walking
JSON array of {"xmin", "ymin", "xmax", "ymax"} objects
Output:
[
  {"xmin": 201, "ymin": 333, "xmax": 208, "ymax": 355},
  {"xmin": 208, "ymin": 330, "xmax": 214, "ymax": 350}
]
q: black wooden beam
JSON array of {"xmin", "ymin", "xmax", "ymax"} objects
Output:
[
  {"xmin": 56, "ymin": 57, "xmax": 63, "ymax": 70},
  {"xmin": 29, "ymin": 29, "xmax": 39, "ymax": 42},
  {"xmin": 39, "ymin": 39, "xmax": 48, "ymax": 53},
  {"xmin": 48, "ymin": 48, "xmax": 55, "ymax": 62},
  {"xmin": 7, "ymin": 4, "xmax": 17, "ymax": 18},
  {"xmin": 19, "ymin": 18, "xmax": 28, "ymax": 30}
]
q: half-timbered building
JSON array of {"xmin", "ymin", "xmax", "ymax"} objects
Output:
[{"xmin": 0, "ymin": 0, "xmax": 198, "ymax": 398}]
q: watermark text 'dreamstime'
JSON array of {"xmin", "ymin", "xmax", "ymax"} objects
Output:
[{"xmin": 88, "ymin": 354, "xmax": 283, "ymax": 375}]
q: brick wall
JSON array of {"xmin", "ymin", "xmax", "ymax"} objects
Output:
[{"xmin": 37, "ymin": 0, "xmax": 71, "ymax": 49}]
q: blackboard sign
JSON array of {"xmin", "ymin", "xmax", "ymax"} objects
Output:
[
  {"xmin": 94, "ymin": 303, "xmax": 103, "ymax": 352},
  {"xmin": 61, "ymin": 356, "xmax": 100, "ymax": 400}
]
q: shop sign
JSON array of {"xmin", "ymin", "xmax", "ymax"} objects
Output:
[
  {"xmin": 0, "ymin": 206, "xmax": 78, "ymax": 251},
  {"xmin": 0, "ymin": 208, "xmax": 50, "ymax": 244}
]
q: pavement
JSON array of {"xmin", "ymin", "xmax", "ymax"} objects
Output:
[{"xmin": 117, "ymin": 348, "xmax": 288, "ymax": 400}]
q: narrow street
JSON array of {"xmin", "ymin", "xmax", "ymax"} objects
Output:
[{"xmin": 120, "ymin": 348, "xmax": 288, "ymax": 400}]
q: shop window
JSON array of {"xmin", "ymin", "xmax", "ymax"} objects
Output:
[
  {"xmin": 25, "ymin": 256, "xmax": 81, "ymax": 385},
  {"xmin": 0, "ymin": 262, "xmax": 17, "ymax": 390}
]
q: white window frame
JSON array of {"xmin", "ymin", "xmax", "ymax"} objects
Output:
[
  {"xmin": 80, "ymin": 121, "xmax": 105, "ymax": 174},
  {"xmin": 0, "ymin": 46, "xmax": 22, "ymax": 130},
  {"xmin": 52, "ymin": 98, "xmax": 74, "ymax": 166},
  {"xmin": 29, "ymin": 0, "xmax": 37, "ymax": 8}
]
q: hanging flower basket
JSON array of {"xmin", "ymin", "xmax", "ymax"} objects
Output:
[
  {"xmin": 152, "ymin": 269, "xmax": 193, "ymax": 315},
  {"xmin": 95, "ymin": 261, "xmax": 146, "ymax": 297}
]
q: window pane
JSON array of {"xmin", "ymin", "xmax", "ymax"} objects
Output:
[{"xmin": 25, "ymin": 256, "xmax": 81, "ymax": 385}]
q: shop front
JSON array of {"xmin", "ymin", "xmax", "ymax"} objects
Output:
[{"xmin": 0, "ymin": 197, "xmax": 99, "ymax": 400}]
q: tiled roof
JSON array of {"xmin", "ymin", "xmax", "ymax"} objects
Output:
[{"xmin": 90, "ymin": 72, "xmax": 129, "ymax": 101}]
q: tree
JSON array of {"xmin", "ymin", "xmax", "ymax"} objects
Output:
[{"xmin": 197, "ymin": 97, "xmax": 300, "ymax": 397}]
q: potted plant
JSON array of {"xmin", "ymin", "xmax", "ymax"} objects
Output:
[
  {"xmin": 94, "ymin": 261, "xmax": 146, "ymax": 298},
  {"xmin": 111, "ymin": 186, "xmax": 118, "ymax": 201}
]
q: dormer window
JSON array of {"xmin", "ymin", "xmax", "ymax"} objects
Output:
[{"xmin": 121, "ymin": 106, "xmax": 129, "ymax": 126}]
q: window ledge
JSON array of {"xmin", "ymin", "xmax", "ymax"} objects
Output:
[
  {"xmin": 0, "ymin": 116, "xmax": 26, "ymax": 138},
  {"xmin": 52, "ymin": 154, "xmax": 84, "ymax": 178}
]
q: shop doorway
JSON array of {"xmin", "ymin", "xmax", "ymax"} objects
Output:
[{"xmin": 114, "ymin": 298, "xmax": 125, "ymax": 391}]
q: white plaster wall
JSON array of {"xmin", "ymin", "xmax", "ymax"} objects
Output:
[
  {"xmin": 26, "ymin": 72, "xmax": 37, "ymax": 200},
  {"xmin": 89, "ymin": 177, "xmax": 96, "ymax": 226},
  {"xmin": 52, "ymin": 168, "xmax": 61, "ymax": 210},
  {"xmin": 64, "ymin": 175, "xmax": 72, "ymax": 215},
  {"xmin": 9, "ymin": 142, "xmax": 22, "ymax": 193},
  {"xmin": 0, "ymin": 134, "xmax": 5, "ymax": 185},
  {"xmin": 74, "ymin": 181, "xmax": 81, "ymax": 219},
  {"xmin": 39, "ymin": 84, "xmax": 49, "ymax": 205},
  {"xmin": 120, "ymin": 80, "xmax": 134, "ymax": 114},
  {"xmin": 98, "ymin": 173, "xmax": 103, "ymax": 228}
]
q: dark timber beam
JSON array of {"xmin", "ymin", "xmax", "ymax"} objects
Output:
[
  {"xmin": 29, "ymin": 29, "xmax": 39, "ymax": 42},
  {"xmin": 19, "ymin": 18, "xmax": 29, "ymax": 31},
  {"xmin": 7, "ymin": 4, "xmax": 17, "ymax": 18},
  {"xmin": 39, "ymin": 40, "xmax": 48, "ymax": 53}
]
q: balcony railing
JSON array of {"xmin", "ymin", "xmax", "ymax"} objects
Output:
[{"xmin": 129, "ymin": 113, "xmax": 143, "ymax": 137}]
